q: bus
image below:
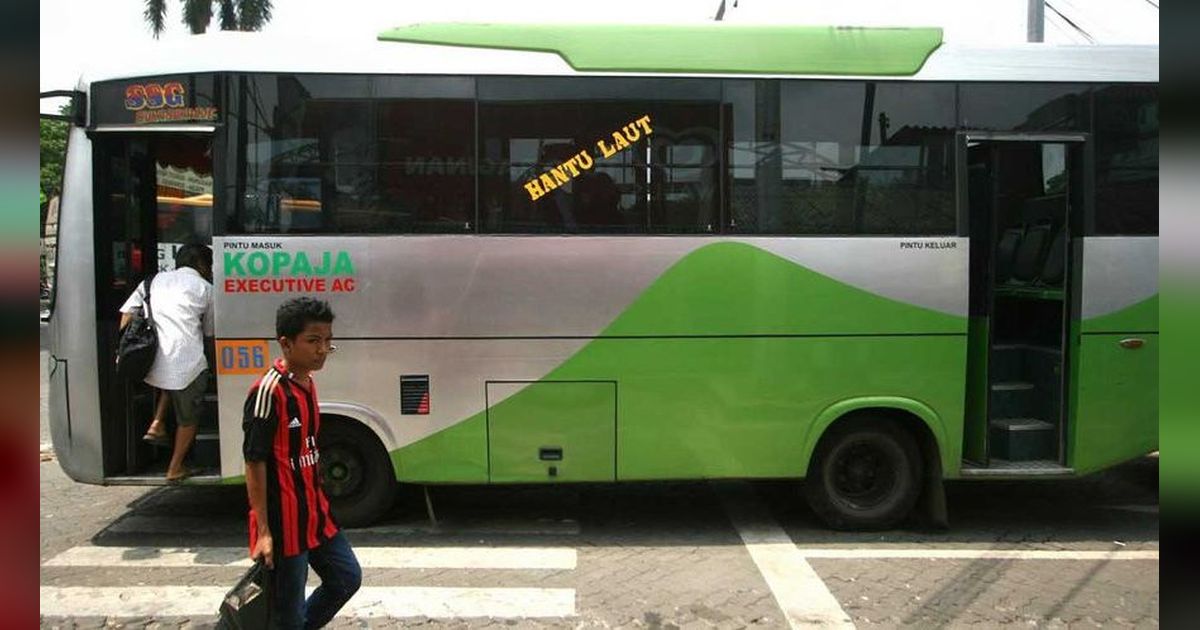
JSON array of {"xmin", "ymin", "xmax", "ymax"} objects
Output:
[{"xmin": 43, "ymin": 26, "xmax": 1158, "ymax": 530}]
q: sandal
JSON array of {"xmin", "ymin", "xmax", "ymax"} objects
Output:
[
  {"xmin": 142, "ymin": 432, "xmax": 170, "ymax": 447},
  {"xmin": 166, "ymin": 467, "xmax": 194, "ymax": 483}
]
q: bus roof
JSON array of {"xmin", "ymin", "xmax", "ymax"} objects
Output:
[{"xmin": 74, "ymin": 26, "xmax": 1157, "ymax": 88}]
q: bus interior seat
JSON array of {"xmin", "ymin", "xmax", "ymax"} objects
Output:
[
  {"xmin": 994, "ymin": 227, "xmax": 1023, "ymax": 284},
  {"xmin": 1039, "ymin": 226, "xmax": 1067, "ymax": 286},
  {"xmin": 1010, "ymin": 223, "xmax": 1052, "ymax": 283}
]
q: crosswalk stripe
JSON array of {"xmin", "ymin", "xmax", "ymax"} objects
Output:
[
  {"xmin": 103, "ymin": 516, "xmax": 580, "ymax": 537},
  {"xmin": 44, "ymin": 545, "xmax": 577, "ymax": 570},
  {"xmin": 796, "ymin": 548, "xmax": 1159, "ymax": 560},
  {"xmin": 367, "ymin": 518, "xmax": 582, "ymax": 536},
  {"xmin": 716, "ymin": 483, "xmax": 854, "ymax": 630},
  {"xmin": 40, "ymin": 586, "xmax": 575, "ymax": 619}
]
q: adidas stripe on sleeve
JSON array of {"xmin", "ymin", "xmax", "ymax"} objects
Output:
[{"xmin": 242, "ymin": 369, "xmax": 281, "ymax": 462}]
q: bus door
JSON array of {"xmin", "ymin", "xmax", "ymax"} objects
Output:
[
  {"xmin": 961, "ymin": 133, "xmax": 1084, "ymax": 474},
  {"xmin": 92, "ymin": 132, "xmax": 217, "ymax": 481}
]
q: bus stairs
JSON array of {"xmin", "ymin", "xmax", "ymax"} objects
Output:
[
  {"xmin": 961, "ymin": 344, "xmax": 1074, "ymax": 477},
  {"xmin": 105, "ymin": 392, "xmax": 222, "ymax": 485}
]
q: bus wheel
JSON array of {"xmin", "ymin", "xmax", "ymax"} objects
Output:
[
  {"xmin": 319, "ymin": 418, "xmax": 396, "ymax": 528},
  {"xmin": 804, "ymin": 417, "xmax": 923, "ymax": 530}
]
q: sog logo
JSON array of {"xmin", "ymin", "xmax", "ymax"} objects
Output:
[
  {"xmin": 124, "ymin": 81, "xmax": 218, "ymax": 124},
  {"xmin": 124, "ymin": 82, "xmax": 186, "ymax": 111}
]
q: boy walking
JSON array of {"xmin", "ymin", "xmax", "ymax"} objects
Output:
[{"xmin": 242, "ymin": 297, "xmax": 361, "ymax": 628}]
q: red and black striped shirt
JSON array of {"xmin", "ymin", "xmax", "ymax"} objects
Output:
[{"xmin": 242, "ymin": 358, "xmax": 339, "ymax": 557}]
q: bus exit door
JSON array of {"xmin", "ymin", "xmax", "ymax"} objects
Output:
[
  {"xmin": 961, "ymin": 133, "xmax": 1084, "ymax": 476},
  {"xmin": 92, "ymin": 133, "xmax": 218, "ymax": 481}
]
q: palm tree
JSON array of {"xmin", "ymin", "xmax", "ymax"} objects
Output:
[{"xmin": 143, "ymin": 0, "xmax": 273, "ymax": 38}]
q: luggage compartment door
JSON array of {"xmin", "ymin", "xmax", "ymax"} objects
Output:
[{"xmin": 486, "ymin": 381, "xmax": 616, "ymax": 483}]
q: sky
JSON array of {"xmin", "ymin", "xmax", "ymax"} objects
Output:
[{"xmin": 39, "ymin": 0, "xmax": 1158, "ymax": 111}]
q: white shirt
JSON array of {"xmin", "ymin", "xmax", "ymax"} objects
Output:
[{"xmin": 120, "ymin": 267, "xmax": 214, "ymax": 391}]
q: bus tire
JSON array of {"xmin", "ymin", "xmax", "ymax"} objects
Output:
[
  {"xmin": 318, "ymin": 417, "xmax": 396, "ymax": 528},
  {"xmin": 804, "ymin": 416, "xmax": 923, "ymax": 530}
]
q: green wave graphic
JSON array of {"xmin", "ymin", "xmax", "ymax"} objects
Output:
[
  {"xmin": 395, "ymin": 241, "xmax": 967, "ymax": 482},
  {"xmin": 1082, "ymin": 295, "xmax": 1158, "ymax": 333}
]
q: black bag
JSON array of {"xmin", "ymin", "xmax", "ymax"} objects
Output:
[
  {"xmin": 115, "ymin": 276, "xmax": 158, "ymax": 381},
  {"xmin": 216, "ymin": 559, "xmax": 272, "ymax": 629}
]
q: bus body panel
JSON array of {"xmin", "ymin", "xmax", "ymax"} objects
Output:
[
  {"xmin": 1069, "ymin": 237, "xmax": 1158, "ymax": 473},
  {"xmin": 212, "ymin": 236, "xmax": 968, "ymax": 483},
  {"xmin": 1069, "ymin": 333, "xmax": 1158, "ymax": 474},
  {"xmin": 212, "ymin": 236, "xmax": 967, "ymax": 338},
  {"xmin": 487, "ymin": 381, "xmax": 616, "ymax": 483},
  {"xmin": 48, "ymin": 127, "xmax": 105, "ymax": 483}
]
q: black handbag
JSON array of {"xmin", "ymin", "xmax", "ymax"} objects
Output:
[
  {"xmin": 115, "ymin": 275, "xmax": 158, "ymax": 381},
  {"xmin": 216, "ymin": 559, "xmax": 272, "ymax": 629}
]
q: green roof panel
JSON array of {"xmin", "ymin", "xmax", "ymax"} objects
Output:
[{"xmin": 379, "ymin": 23, "xmax": 943, "ymax": 76}]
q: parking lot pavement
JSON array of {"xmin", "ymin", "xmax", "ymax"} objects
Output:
[{"xmin": 760, "ymin": 458, "xmax": 1160, "ymax": 628}]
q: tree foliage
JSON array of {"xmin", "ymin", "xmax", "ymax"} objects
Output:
[
  {"xmin": 143, "ymin": 0, "xmax": 273, "ymax": 38},
  {"xmin": 40, "ymin": 115, "xmax": 69, "ymax": 204}
]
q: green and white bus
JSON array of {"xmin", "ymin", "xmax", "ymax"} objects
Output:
[{"xmin": 43, "ymin": 25, "xmax": 1158, "ymax": 529}]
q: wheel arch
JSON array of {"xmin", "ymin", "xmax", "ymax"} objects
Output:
[
  {"xmin": 803, "ymin": 396, "xmax": 949, "ymax": 479},
  {"xmin": 319, "ymin": 402, "xmax": 398, "ymax": 478}
]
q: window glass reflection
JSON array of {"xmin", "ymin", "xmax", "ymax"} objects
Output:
[
  {"xmin": 727, "ymin": 80, "xmax": 955, "ymax": 235},
  {"xmin": 479, "ymin": 77, "xmax": 719, "ymax": 234},
  {"xmin": 234, "ymin": 75, "xmax": 474, "ymax": 234},
  {"xmin": 1093, "ymin": 84, "xmax": 1157, "ymax": 235}
]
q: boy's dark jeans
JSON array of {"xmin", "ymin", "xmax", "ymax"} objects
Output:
[{"xmin": 270, "ymin": 531, "xmax": 361, "ymax": 629}]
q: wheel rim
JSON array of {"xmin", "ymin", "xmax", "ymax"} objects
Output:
[
  {"xmin": 829, "ymin": 439, "xmax": 899, "ymax": 509},
  {"xmin": 321, "ymin": 444, "xmax": 365, "ymax": 499}
]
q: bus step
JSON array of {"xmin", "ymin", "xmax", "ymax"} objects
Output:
[
  {"xmin": 960, "ymin": 459, "xmax": 1073, "ymax": 477},
  {"xmin": 989, "ymin": 417, "xmax": 1055, "ymax": 461},
  {"xmin": 990, "ymin": 344, "xmax": 1061, "ymax": 382},
  {"xmin": 990, "ymin": 381, "xmax": 1036, "ymax": 417},
  {"xmin": 198, "ymin": 394, "xmax": 219, "ymax": 431},
  {"xmin": 991, "ymin": 343, "xmax": 1062, "ymax": 355},
  {"xmin": 103, "ymin": 469, "xmax": 223, "ymax": 485},
  {"xmin": 192, "ymin": 431, "xmax": 220, "ymax": 468},
  {"xmin": 991, "ymin": 381, "xmax": 1035, "ymax": 391}
]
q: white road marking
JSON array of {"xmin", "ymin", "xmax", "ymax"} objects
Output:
[
  {"xmin": 715, "ymin": 483, "xmax": 855, "ymax": 630},
  {"xmin": 45, "ymin": 545, "xmax": 576, "ymax": 570},
  {"xmin": 103, "ymin": 515, "xmax": 580, "ymax": 536},
  {"xmin": 367, "ymin": 518, "xmax": 582, "ymax": 536},
  {"xmin": 40, "ymin": 586, "xmax": 575, "ymax": 619},
  {"xmin": 796, "ymin": 548, "xmax": 1158, "ymax": 560}
]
